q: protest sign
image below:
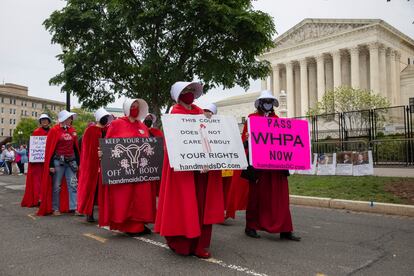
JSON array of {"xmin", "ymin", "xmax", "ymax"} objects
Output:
[
  {"xmin": 336, "ymin": 151, "xmax": 354, "ymax": 176},
  {"xmin": 29, "ymin": 136, "xmax": 47, "ymax": 163},
  {"xmin": 353, "ymin": 151, "xmax": 374, "ymax": 176},
  {"xmin": 99, "ymin": 137, "xmax": 164, "ymax": 184},
  {"xmin": 317, "ymin": 153, "xmax": 336, "ymax": 175},
  {"xmin": 297, "ymin": 153, "xmax": 318, "ymax": 175},
  {"xmin": 161, "ymin": 114, "xmax": 247, "ymax": 171},
  {"xmin": 248, "ymin": 117, "xmax": 311, "ymax": 170}
]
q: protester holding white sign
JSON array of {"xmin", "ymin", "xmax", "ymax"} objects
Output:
[
  {"xmin": 99, "ymin": 99, "xmax": 156, "ymax": 236},
  {"xmin": 155, "ymin": 81, "xmax": 225, "ymax": 259},
  {"xmin": 21, "ymin": 114, "xmax": 51, "ymax": 208}
]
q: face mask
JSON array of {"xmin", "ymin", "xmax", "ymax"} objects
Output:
[
  {"xmin": 144, "ymin": 119, "xmax": 152, "ymax": 128},
  {"xmin": 179, "ymin": 93, "xmax": 194, "ymax": 104},
  {"xmin": 130, "ymin": 107, "xmax": 139, "ymax": 118},
  {"xmin": 99, "ymin": 115, "xmax": 109, "ymax": 126},
  {"xmin": 262, "ymin": 103, "xmax": 273, "ymax": 111}
]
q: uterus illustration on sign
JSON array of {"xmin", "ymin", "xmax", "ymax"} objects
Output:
[
  {"xmin": 111, "ymin": 143, "xmax": 154, "ymax": 172},
  {"xmin": 199, "ymin": 123, "xmax": 212, "ymax": 153}
]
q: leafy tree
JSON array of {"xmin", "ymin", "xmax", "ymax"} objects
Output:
[
  {"xmin": 13, "ymin": 118, "xmax": 39, "ymax": 145},
  {"xmin": 307, "ymin": 86, "xmax": 391, "ymax": 138},
  {"xmin": 44, "ymin": 0, "xmax": 275, "ymax": 117},
  {"xmin": 308, "ymin": 86, "xmax": 390, "ymax": 115},
  {"xmin": 71, "ymin": 108, "xmax": 95, "ymax": 137}
]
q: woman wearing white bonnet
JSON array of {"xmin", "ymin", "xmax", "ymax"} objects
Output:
[
  {"xmin": 99, "ymin": 99, "xmax": 156, "ymax": 235},
  {"xmin": 155, "ymin": 81, "xmax": 225, "ymax": 259}
]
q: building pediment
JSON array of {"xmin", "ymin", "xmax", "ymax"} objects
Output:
[{"xmin": 274, "ymin": 19, "xmax": 380, "ymax": 49}]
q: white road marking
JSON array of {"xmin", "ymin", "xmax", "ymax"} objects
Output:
[
  {"xmin": 101, "ymin": 227, "xmax": 268, "ymax": 276},
  {"xmin": 5, "ymin": 185, "xmax": 25, "ymax": 191}
]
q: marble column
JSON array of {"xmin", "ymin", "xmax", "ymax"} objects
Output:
[
  {"xmin": 350, "ymin": 46, "xmax": 360, "ymax": 88},
  {"xmin": 395, "ymin": 51, "xmax": 401, "ymax": 105},
  {"xmin": 308, "ymin": 62, "xmax": 317, "ymax": 108},
  {"xmin": 261, "ymin": 78, "xmax": 267, "ymax": 91},
  {"xmin": 272, "ymin": 65, "xmax": 280, "ymax": 97},
  {"xmin": 389, "ymin": 49, "xmax": 397, "ymax": 105},
  {"xmin": 316, "ymin": 54, "xmax": 325, "ymax": 101},
  {"xmin": 286, "ymin": 61, "xmax": 295, "ymax": 118},
  {"xmin": 369, "ymin": 42, "xmax": 380, "ymax": 93},
  {"xmin": 332, "ymin": 50, "xmax": 342, "ymax": 88},
  {"xmin": 379, "ymin": 46, "xmax": 387, "ymax": 98},
  {"xmin": 299, "ymin": 58, "xmax": 309, "ymax": 116}
]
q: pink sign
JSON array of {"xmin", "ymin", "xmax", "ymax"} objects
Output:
[{"xmin": 248, "ymin": 117, "xmax": 311, "ymax": 170}]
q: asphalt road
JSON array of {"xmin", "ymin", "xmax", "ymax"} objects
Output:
[{"xmin": 0, "ymin": 174, "xmax": 413, "ymax": 276}]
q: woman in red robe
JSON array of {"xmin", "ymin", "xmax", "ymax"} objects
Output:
[
  {"xmin": 21, "ymin": 114, "xmax": 51, "ymax": 207},
  {"xmin": 37, "ymin": 110, "xmax": 79, "ymax": 216},
  {"xmin": 155, "ymin": 81, "xmax": 224, "ymax": 259},
  {"xmin": 99, "ymin": 99, "xmax": 156, "ymax": 235},
  {"xmin": 77, "ymin": 108, "xmax": 112, "ymax": 222},
  {"xmin": 243, "ymin": 90, "xmax": 300, "ymax": 241},
  {"xmin": 143, "ymin": 113, "xmax": 164, "ymax": 197}
]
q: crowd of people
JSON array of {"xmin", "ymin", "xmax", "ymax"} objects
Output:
[
  {"xmin": 1, "ymin": 143, "xmax": 28, "ymax": 176},
  {"xmin": 19, "ymin": 81, "xmax": 300, "ymax": 259}
]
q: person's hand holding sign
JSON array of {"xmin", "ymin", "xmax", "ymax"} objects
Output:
[{"xmin": 98, "ymin": 147, "xmax": 103, "ymax": 160}]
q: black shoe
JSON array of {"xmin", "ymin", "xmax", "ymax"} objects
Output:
[
  {"xmin": 86, "ymin": 215, "xmax": 96, "ymax": 223},
  {"xmin": 280, "ymin": 232, "xmax": 301, "ymax": 241},
  {"xmin": 245, "ymin": 228, "xmax": 260, "ymax": 238},
  {"xmin": 126, "ymin": 226, "xmax": 152, "ymax": 237},
  {"xmin": 141, "ymin": 226, "xmax": 152, "ymax": 235}
]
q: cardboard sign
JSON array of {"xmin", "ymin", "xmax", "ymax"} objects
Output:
[
  {"xmin": 248, "ymin": 117, "xmax": 311, "ymax": 170},
  {"xmin": 353, "ymin": 151, "xmax": 374, "ymax": 176},
  {"xmin": 316, "ymin": 153, "xmax": 336, "ymax": 175},
  {"xmin": 161, "ymin": 114, "xmax": 248, "ymax": 171},
  {"xmin": 99, "ymin": 137, "xmax": 164, "ymax": 185},
  {"xmin": 29, "ymin": 136, "xmax": 47, "ymax": 163},
  {"xmin": 336, "ymin": 151, "xmax": 353, "ymax": 176},
  {"xmin": 297, "ymin": 153, "xmax": 318, "ymax": 175}
]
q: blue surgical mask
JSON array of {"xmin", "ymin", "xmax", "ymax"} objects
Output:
[{"xmin": 263, "ymin": 103, "xmax": 273, "ymax": 111}]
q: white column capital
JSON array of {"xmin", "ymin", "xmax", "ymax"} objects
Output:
[
  {"xmin": 368, "ymin": 42, "xmax": 380, "ymax": 50},
  {"xmin": 299, "ymin": 58, "xmax": 307, "ymax": 67},
  {"xmin": 349, "ymin": 46, "xmax": 360, "ymax": 55},
  {"xmin": 272, "ymin": 64, "xmax": 280, "ymax": 70},
  {"xmin": 285, "ymin": 61, "xmax": 294, "ymax": 69},
  {"xmin": 315, "ymin": 54, "xmax": 325, "ymax": 62},
  {"xmin": 331, "ymin": 49, "xmax": 342, "ymax": 58}
]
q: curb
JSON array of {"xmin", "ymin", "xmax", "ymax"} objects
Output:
[{"xmin": 290, "ymin": 195, "xmax": 414, "ymax": 217}]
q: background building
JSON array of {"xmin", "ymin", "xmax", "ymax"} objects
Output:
[
  {"xmin": 0, "ymin": 83, "xmax": 65, "ymax": 140},
  {"xmin": 216, "ymin": 18, "xmax": 414, "ymax": 119}
]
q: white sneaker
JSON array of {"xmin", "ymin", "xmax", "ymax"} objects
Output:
[{"xmin": 17, "ymin": 173, "xmax": 23, "ymax": 176}]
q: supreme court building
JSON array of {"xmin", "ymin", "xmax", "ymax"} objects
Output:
[{"xmin": 216, "ymin": 19, "xmax": 414, "ymax": 120}]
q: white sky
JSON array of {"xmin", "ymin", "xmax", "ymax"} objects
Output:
[{"xmin": 0, "ymin": 0, "xmax": 413, "ymax": 109}]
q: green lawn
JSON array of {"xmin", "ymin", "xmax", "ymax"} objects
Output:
[{"xmin": 289, "ymin": 175, "xmax": 414, "ymax": 205}]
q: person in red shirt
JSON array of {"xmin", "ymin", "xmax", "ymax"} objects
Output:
[
  {"xmin": 155, "ymin": 81, "xmax": 224, "ymax": 259},
  {"xmin": 99, "ymin": 99, "xmax": 156, "ymax": 235},
  {"xmin": 37, "ymin": 110, "xmax": 79, "ymax": 216},
  {"xmin": 242, "ymin": 90, "xmax": 300, "ymax": 241},
  {"xmin": 21, "ymin": 114, "xmax": 51, "ymax": 207},
  {"xmin": 77, "ymin": 108, "xmax": 112, "ymax": 222}
]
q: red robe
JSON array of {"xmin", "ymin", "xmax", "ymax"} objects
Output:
[
  {"xmin": 37, "ymin": 124, "xmax": 79, "ymax": 216},
  {"xmin": 243, "ymin": 112, "xmax": 293, "ymax": 233},
  {"xmin": 148, "ymin": 127, "xmax": 164, "ymax": 197},
  {"xmin": 21, "ymin": 127, "xmax": 49, "ymax": 207},
  {"xmin": 99, "ymin": 117, "xmax": 156, "ymax": 233},
  {"xmin": 155, "ymin": 103, "xmax": 224, "ymax": 252},
  {"xmin": 77, "ymin": 125, "xmax": 104, "ymax": 215},
  {"xmin": 224, "ymin": 118, "xmax": 251, "ymax": 219}
]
